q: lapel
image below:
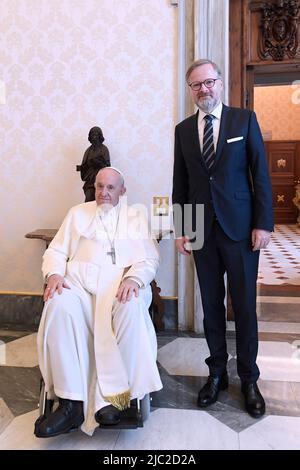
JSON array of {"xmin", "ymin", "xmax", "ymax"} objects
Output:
[{"xmin": 213, "ymin": 104, "xmax": 232, "ymax": 171}]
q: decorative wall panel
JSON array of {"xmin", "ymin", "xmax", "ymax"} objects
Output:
[{"xmin": 0, "ymin": 0, "xmax": 176, "ymax": 293}]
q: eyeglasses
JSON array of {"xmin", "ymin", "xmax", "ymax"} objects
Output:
[{"xmin": 188, "ymin": 78, "xmax": 220, "ymax": 91}]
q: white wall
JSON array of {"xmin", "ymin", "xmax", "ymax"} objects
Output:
[{"xmin": 0, "ymin": 0, "xmax": 177, "ymax": 296}]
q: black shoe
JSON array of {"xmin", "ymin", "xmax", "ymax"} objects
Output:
[
  {"xmin": 197, "ymin": 373, "xmax": 228, "ymax": 408},
  {"xmin": 95, "ymin": 405, "xmax": 121, "ymax": 425},
  {"xmin": 241, "ymin": 382, "xmax": 265, "ymax": 418},
  {"xmin": 34, "ymin": 398, "xmax": 84, "ymax": 438},
  {"xmin": 34, "ymin": 413, "xmax": 47, "ymax": 435}
]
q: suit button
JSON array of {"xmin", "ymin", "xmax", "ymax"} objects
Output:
[{"xmin": 209, "ymin": 176, "xmax": 213, "ymax": 181}]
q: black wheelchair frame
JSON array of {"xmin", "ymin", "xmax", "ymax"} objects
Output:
[{"xmin": 38, "ymin": 378, "xmax": 151, "ymax": 429}]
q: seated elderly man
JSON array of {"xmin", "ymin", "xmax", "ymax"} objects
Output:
[{"xmin": 34, "ymin": 167, "xmax": 162, "ymax": 438}]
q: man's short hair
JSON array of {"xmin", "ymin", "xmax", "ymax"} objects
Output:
[{"xmin": 186, "ymin": 59, "xmax": 222, "ymax": 82}]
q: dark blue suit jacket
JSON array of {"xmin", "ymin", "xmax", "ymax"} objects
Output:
[{"xmin": 172, "ymin": 105, "xmax": 274, "ymax": 242}]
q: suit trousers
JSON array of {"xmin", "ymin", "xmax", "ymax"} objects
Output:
[{"xmin": 193, "ymin": 220, "xmax": 260, "ymax": 383}]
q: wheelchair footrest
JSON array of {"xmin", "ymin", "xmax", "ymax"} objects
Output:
[{"xmin": 99, "ymin": 406, "xmax": 143, "ymax": 429}]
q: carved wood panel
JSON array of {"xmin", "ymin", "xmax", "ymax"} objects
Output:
[
  {"xmin": 265, "ymin": 140, "xmax": 299, "ymax": 223},
  {"xmin": 250, "ymin": 0, "xmax": 300, "ymax": 62},
  {"xmin": 229, "ymin": 0, "xmax": 300, "ymax": 108}
]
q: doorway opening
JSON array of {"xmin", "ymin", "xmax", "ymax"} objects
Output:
[{"xmin": 248, "ymin": 66, "xmax": 300, "ymax": 326}]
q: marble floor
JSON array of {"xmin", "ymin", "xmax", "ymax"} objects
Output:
[
  {"xmin": 258, "ymin": 224, "xmax": 300, "ymax": 285},
  {"xmin": 0, "ymin": 327, "xmax": 300, "ymax": 450}
]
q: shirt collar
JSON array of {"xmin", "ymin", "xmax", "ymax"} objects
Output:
[{"xmin": 198, "ymin": 101, "xmax": 223, "ymax": 122}]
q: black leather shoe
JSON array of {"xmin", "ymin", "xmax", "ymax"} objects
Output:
[
  {"xmin": 197, "ymin": 373, "xmax": 229, "ymax": 408},
  {"xmin": 241, "ymin": 382, "xmax": 265, "ymax": 418},
  {"xmin": 95, "ymin": 405, "xmax": 121, "ymax": 425},
  {"xmin": 34, "ymin": 413, "xmax": 47, "ymax": 435},
  {"xmin": 34, "ymin": 398, "xmax": 84, "ymax": 438}
]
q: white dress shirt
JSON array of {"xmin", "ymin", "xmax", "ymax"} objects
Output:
[{"xmin": 197, "ymin": 101, "xmax": 223, "ymax": 153}]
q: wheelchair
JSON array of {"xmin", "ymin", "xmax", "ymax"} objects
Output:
[
  {"xmin": 37, "ymin": 276, "xmax": 154, "ymax": 431},
  {"xmin": 38, "ymin": 378, "xmax": 151, "ymax": 429}
]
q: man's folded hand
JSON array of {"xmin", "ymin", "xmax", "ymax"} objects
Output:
[
  {"xmin": 116, "ymin": 279, "xmax": 140, "ymax": 303},
  {"xmin": 44, "ymin": 274, "xmax": 70, "ymax": 302}
]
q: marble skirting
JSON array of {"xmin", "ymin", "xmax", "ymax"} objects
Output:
[
  {"xmin": 0, "ymin": 294, "xmax": 178, "ymax": 332},
  {"xmin": 0, "ymin": 294, "xmax": 43, "ymax": 330}
]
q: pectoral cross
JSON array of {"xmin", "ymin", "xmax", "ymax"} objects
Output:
[{"xmin": 107, "ymin": 246, "xmax": 116, "ymax": 264}]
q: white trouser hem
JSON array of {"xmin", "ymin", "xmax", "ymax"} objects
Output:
[
  {"xmin": 54, "ymin": 388, "xmax": 84, "ymax": 401},
  {"xmin": 130, "ymin": 385, "xmax": 163, "ymax": 401}
]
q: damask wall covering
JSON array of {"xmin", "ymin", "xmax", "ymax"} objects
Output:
[
  {"xmin": 0, "ymin": 0, "xmax": 177, "ymax": 295},
  {"xmin": 254, "ymin": 85, "xmax": 300, "ymax": 140}
]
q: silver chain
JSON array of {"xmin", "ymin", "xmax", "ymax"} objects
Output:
[{"xmin": 98, "ymin": 206, "xmax": 121, "ymax": 254}]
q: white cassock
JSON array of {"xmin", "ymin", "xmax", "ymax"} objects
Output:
[{"xmin": 37, "ymin": 199, "xmax": 163, "ymax": 435}]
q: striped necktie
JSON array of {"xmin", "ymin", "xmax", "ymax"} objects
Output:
[{"xmin": 202, "ymin": 114, "xmax": 215, "ymax": 170}]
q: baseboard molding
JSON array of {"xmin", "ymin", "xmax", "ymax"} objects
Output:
[
  {"xmin": 161, "ymin": 298, "xmax": 178, "ymax": 330},
  {"xmin": 0, "ymin": 291, "xmax": 43, "ymax": 296}
]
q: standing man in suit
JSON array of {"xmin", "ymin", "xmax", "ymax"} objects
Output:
[{"xmin": 172, "ymin": 59, "xmax": 273, "ymax": 418}]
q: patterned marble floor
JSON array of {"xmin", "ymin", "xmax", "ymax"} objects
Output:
[
  {"xmin": 258, "ymin": 224, "xmax": 300, "ymax": 285},
  {"xmin": 0, "ymin": 328, "xmax": 300, "ymax": 450},
  {"xmin": 256, "ymin": 224, "xmax": 300, "ymax": 326}
]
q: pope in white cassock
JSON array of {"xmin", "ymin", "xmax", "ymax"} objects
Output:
[{"xmin": 34, "ymin": 167, "xmax": 163, "ymax": 438}]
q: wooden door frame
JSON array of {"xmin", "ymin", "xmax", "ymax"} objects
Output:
[{"xmin": 229, "ymin": 0, "xmax": 300, "ymax": 108}]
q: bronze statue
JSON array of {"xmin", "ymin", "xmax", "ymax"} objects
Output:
[{"xmin": 76, "ymin": 127, "xmax": 111, "ymax": 201}]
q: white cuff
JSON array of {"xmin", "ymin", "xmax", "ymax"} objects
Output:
[
  {"xmin": 124, "ymin": 276, "xmax": 144, "ymax": 288},
  {"xmin": 45, "ymin": 272, "xmax": 63, "ymax": 281}
]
